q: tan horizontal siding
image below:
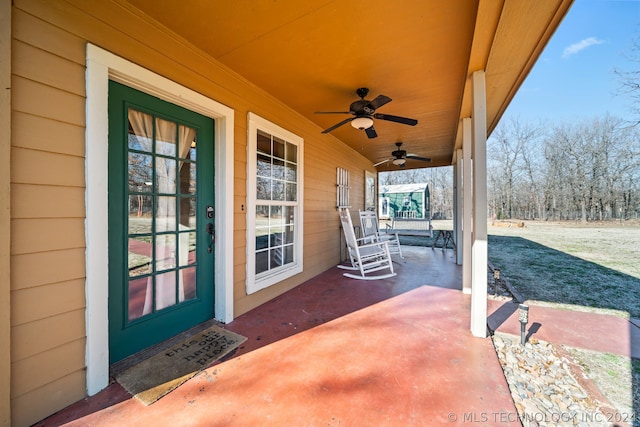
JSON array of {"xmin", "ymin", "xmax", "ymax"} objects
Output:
[
  {"xmin": 12, "ymin": 40, "xmax": 86, "ymax": 96},
  {"xmin": 11, "ymin": 147, "xmax": 85, "ymax": 186},
  {"xmin": 12, "ymin": 76, "xmax": 85, "ymax": 126},
  {"xmin": 10, "ymin": 249, "xmax": 86, "ymax": 291},
  {"xmin": 11, "ymin": 279, "xmax": 85, "ymax": 326},
  {"xmin": 11, "ymin": 218, "xmax": 85, "ymax": 255},
  {"xmin": 12, "ymin": 370, "xmax": 86, "ymax": 427},
  {"xmin": 11, "ymin": 184, "xmax": 85, "ymax": 219},
  {"xmin": 11, "ymin": 338, "xmax": 85, "ymax": 398},
  {"xmin": 12, "ymin": 111, "xmax": 85, "ymax": 156},
  {"xmin": 11, "ymin": 308, "xmax": 85, "ymax": 362},
  {"xmin": 12, "ymin": 8, "xmax": 86, "ymax": 65}
]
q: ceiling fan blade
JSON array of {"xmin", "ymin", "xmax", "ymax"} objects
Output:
[
  {"xmin": 365, "ymin": 125, "xmax": 378, "ymax": 139},
  {"xmin": 366, "ymin": 95, "xmax": 392, "ymax": 111},
  {"xmin": 373, "ymin": 158, "xmax": 391, "ymax": 167},
  {"xmin": 321, "ymin": 117, "xmax": 354, "ymax": 133},
  {"xmin": 373, "ymin": 113, "xmax": 418, "ymax": 126},
  {"xmin": 406, "ymin": 154, "xmax": 432, "ymax": 162},
  {"xmin": 314, "ymin": 111, "xmax": 352, "ymax": 114}
]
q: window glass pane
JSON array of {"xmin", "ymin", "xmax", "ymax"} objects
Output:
[
  {"xmin": 255, "ymin": 250, "xmax": 269, "ymax": 274},
  {"xmin": 257, "ymin": 154, "xmax": 271, "ymax": 177},
  {"xmin": 272, "ymin": 181, "xmax": 285, "ymax": 201},
  {"xmin": 270, "ymin": 205, "xmax": 284, "ymax": 228},
  {"xmin": 273, "ymin": 159, "xmax": 285, "ymax": 180},
  {"xmin": 270, "ymin": 248, "xmax": 283, "ymax": 267},
  {"xmin": 256, "ymin": 177, "xmax": 271, "ymax": 200},
  {"xmin": 273, "ymin": 137, "xmax": 285, "ymax": 159},
  {"xmin": 285, "ymin": 162, "xmax": 296, "ymax": 182},
  {"xmin": 155, "ymin": 118, "xmax": 177, "ymax": 157},
  {"xmin": 257, "ymin": 131, "xmax": 271, "ymax": 155},
  {"xmin": 286, "ymin": 183, "xmax": 297, "ymax": 202},
  {"xmin": 284, "ymin": 225, "xmax": 295, "ymax": 244},
  {"xmin": 128, "ymin": 153, "xmax": 153, "ymax": 192},
  {"xmin": 256, "ymin": 233, "xmax": 269, "ymax": 250},
  {"xmin": 284, "ymin": 245, "xmax": 294, "ymax": 264},
  {"xmin": 285, "ymin": 142, "xmax": 297, "ymax": 163}
]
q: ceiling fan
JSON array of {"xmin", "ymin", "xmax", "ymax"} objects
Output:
[
  {"xmin": 374, "ymin": 142, "xmax": 431, "ymax": 167},
  {"xmin": 315, "ymin": 87, "xmax": 418, "ymax": 139}
]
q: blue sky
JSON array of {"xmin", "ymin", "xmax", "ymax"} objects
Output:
[{"xmin": 502, "ymin": 0, "xmax": 640, "ymax": 124}]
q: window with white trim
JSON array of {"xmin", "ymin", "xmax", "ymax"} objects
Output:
[{"xmin": 246, "ymin": 113, "xmax": 303, "ymax": 294}]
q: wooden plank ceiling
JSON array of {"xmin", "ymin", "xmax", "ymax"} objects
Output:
[{"xmin": 125, "ymin": 0, "xmax": 573, "ymax": 170}]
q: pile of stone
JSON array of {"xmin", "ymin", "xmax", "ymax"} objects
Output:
[{"xmin": 493, "ymin": 333, "xmax": 609, "ymax": 427}]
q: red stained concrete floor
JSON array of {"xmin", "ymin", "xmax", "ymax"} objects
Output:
[{"xmin": 35, "ymin": 245, "xmax": 637, "ymax": 426}]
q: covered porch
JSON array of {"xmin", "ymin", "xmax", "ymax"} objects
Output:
[{"xmin": 36, "ymin": 246, "xmax": 522, "ymax": 426}]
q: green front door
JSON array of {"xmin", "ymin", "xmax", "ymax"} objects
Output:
[{"xmin": 108, "ymin": 81, "xmax": 215, "ymax": 363}]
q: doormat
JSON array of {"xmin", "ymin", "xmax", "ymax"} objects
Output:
[{"xmin": 115, "ymin": 326, "xmax": 247, "ymax": 405}]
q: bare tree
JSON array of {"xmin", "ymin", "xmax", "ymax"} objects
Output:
[{"xmin": 488, "ymin": 117, "xmax": 544, "ymax": 219}]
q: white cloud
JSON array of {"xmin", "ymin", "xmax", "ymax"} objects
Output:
[{"xmin": 562, "ymin": 37, "xmax": 604, "ymax": 58}]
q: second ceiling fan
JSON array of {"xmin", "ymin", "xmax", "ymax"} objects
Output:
[
  {"xmin": 315, "ymin": 87, "xmax": 418, "ymax": 139},
  {"xmin": 374, "ymin": 142, "xmax": 431, "ymax": 168}
]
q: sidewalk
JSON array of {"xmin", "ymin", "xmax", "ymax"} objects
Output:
[{"xmin": 487, "ymin": 299, "xmax": 640, "ymax": 358}]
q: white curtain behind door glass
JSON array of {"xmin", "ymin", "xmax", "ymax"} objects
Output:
[{"xmin": 128, "ymin": 109, "xmax": 196, "ymax": 314}]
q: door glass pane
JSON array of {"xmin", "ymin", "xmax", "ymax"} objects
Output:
[
  {"xmin": 156, "ymin": 157, "xmax": 177, "ymax": 194},
  {"xmin": 180, "ymin": 197, "xmax": 197, "ymax": 230},
  {"xmin": 156, "ymin": 234, "xmax": 177, "ymax": 271},
  {"xmin": 128, "ymin": 277, "xmax": 149, "ymax": 321},
  {"xmin": 179, "ymin": 160, "xmax": 196, "ymax": 195},
  {"xmin": 156, "ymin": 196, "xmax": 176, "ymax": 231},
  {"xmin": 128, "ymin": 195, "xmax": 153, "ymax": 233},
  {"xmin": 155, "ymin": 118, "xmax": 177, "ymax": 156},
  {"xmin": 182, "ymin": 266, "xmax": 197, "ymax": 301},
  {"xmin": 128, "ymin": 153, "xmax": 153, "ymax": 192},
  {"xmin": 156, "ymin": 270, "xmax": 177, "ymax": 310}
]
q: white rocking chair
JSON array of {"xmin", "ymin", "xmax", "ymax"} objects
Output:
[
  {"xmin": 338, "ymin": 208, "xmax": 396, "ymax": 280},
  {"xmin": 358, "ymin": 209, "xmax": 403, "ymax": 258}
]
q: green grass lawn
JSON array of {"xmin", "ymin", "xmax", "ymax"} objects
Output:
[{"xmin": 487, "ymin": 221, "xmax": 640, "ymax": 318}]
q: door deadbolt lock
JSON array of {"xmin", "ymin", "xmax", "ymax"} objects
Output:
[{"xmin": 206, "ymin": 206, "xmax": 214, "ymax": 219}]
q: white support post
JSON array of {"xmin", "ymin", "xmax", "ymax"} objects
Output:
[
  {"xmin": 462, "ymin": 119, "xmax": 473, "ymax": 295},
  {"xmin": 454, "ymin": 149, "xmax": 463, "ymax": 265},
  {"xmin": 470, "ymin": 71, "xmax": 488, "ymax": 338}
]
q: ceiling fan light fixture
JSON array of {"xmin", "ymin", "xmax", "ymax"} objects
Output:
[
  {"xmin": 351, "ymin": 116, "xmax": 374, "ymax": 130},
  {"xmin": 392, "ymin": 158, "xmax": 406, "ymax": 166}
]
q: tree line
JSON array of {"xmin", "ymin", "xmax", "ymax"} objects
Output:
[
  {"xmin": 379, "ymin": 114, "xmax": 640, "ymax": 222},
  {"xmin": 489, "ymin": 114, "xmax": 640, "ymax": 222}
]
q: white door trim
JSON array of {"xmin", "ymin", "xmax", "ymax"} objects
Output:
[{"xmin": 85, "ymin": 44, "xmax": 235, "ymax": 395}]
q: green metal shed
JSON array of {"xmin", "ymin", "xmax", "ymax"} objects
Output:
[{"xmin": 378, "ymin": 183, "xmax": 430, "ymax": 219}]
